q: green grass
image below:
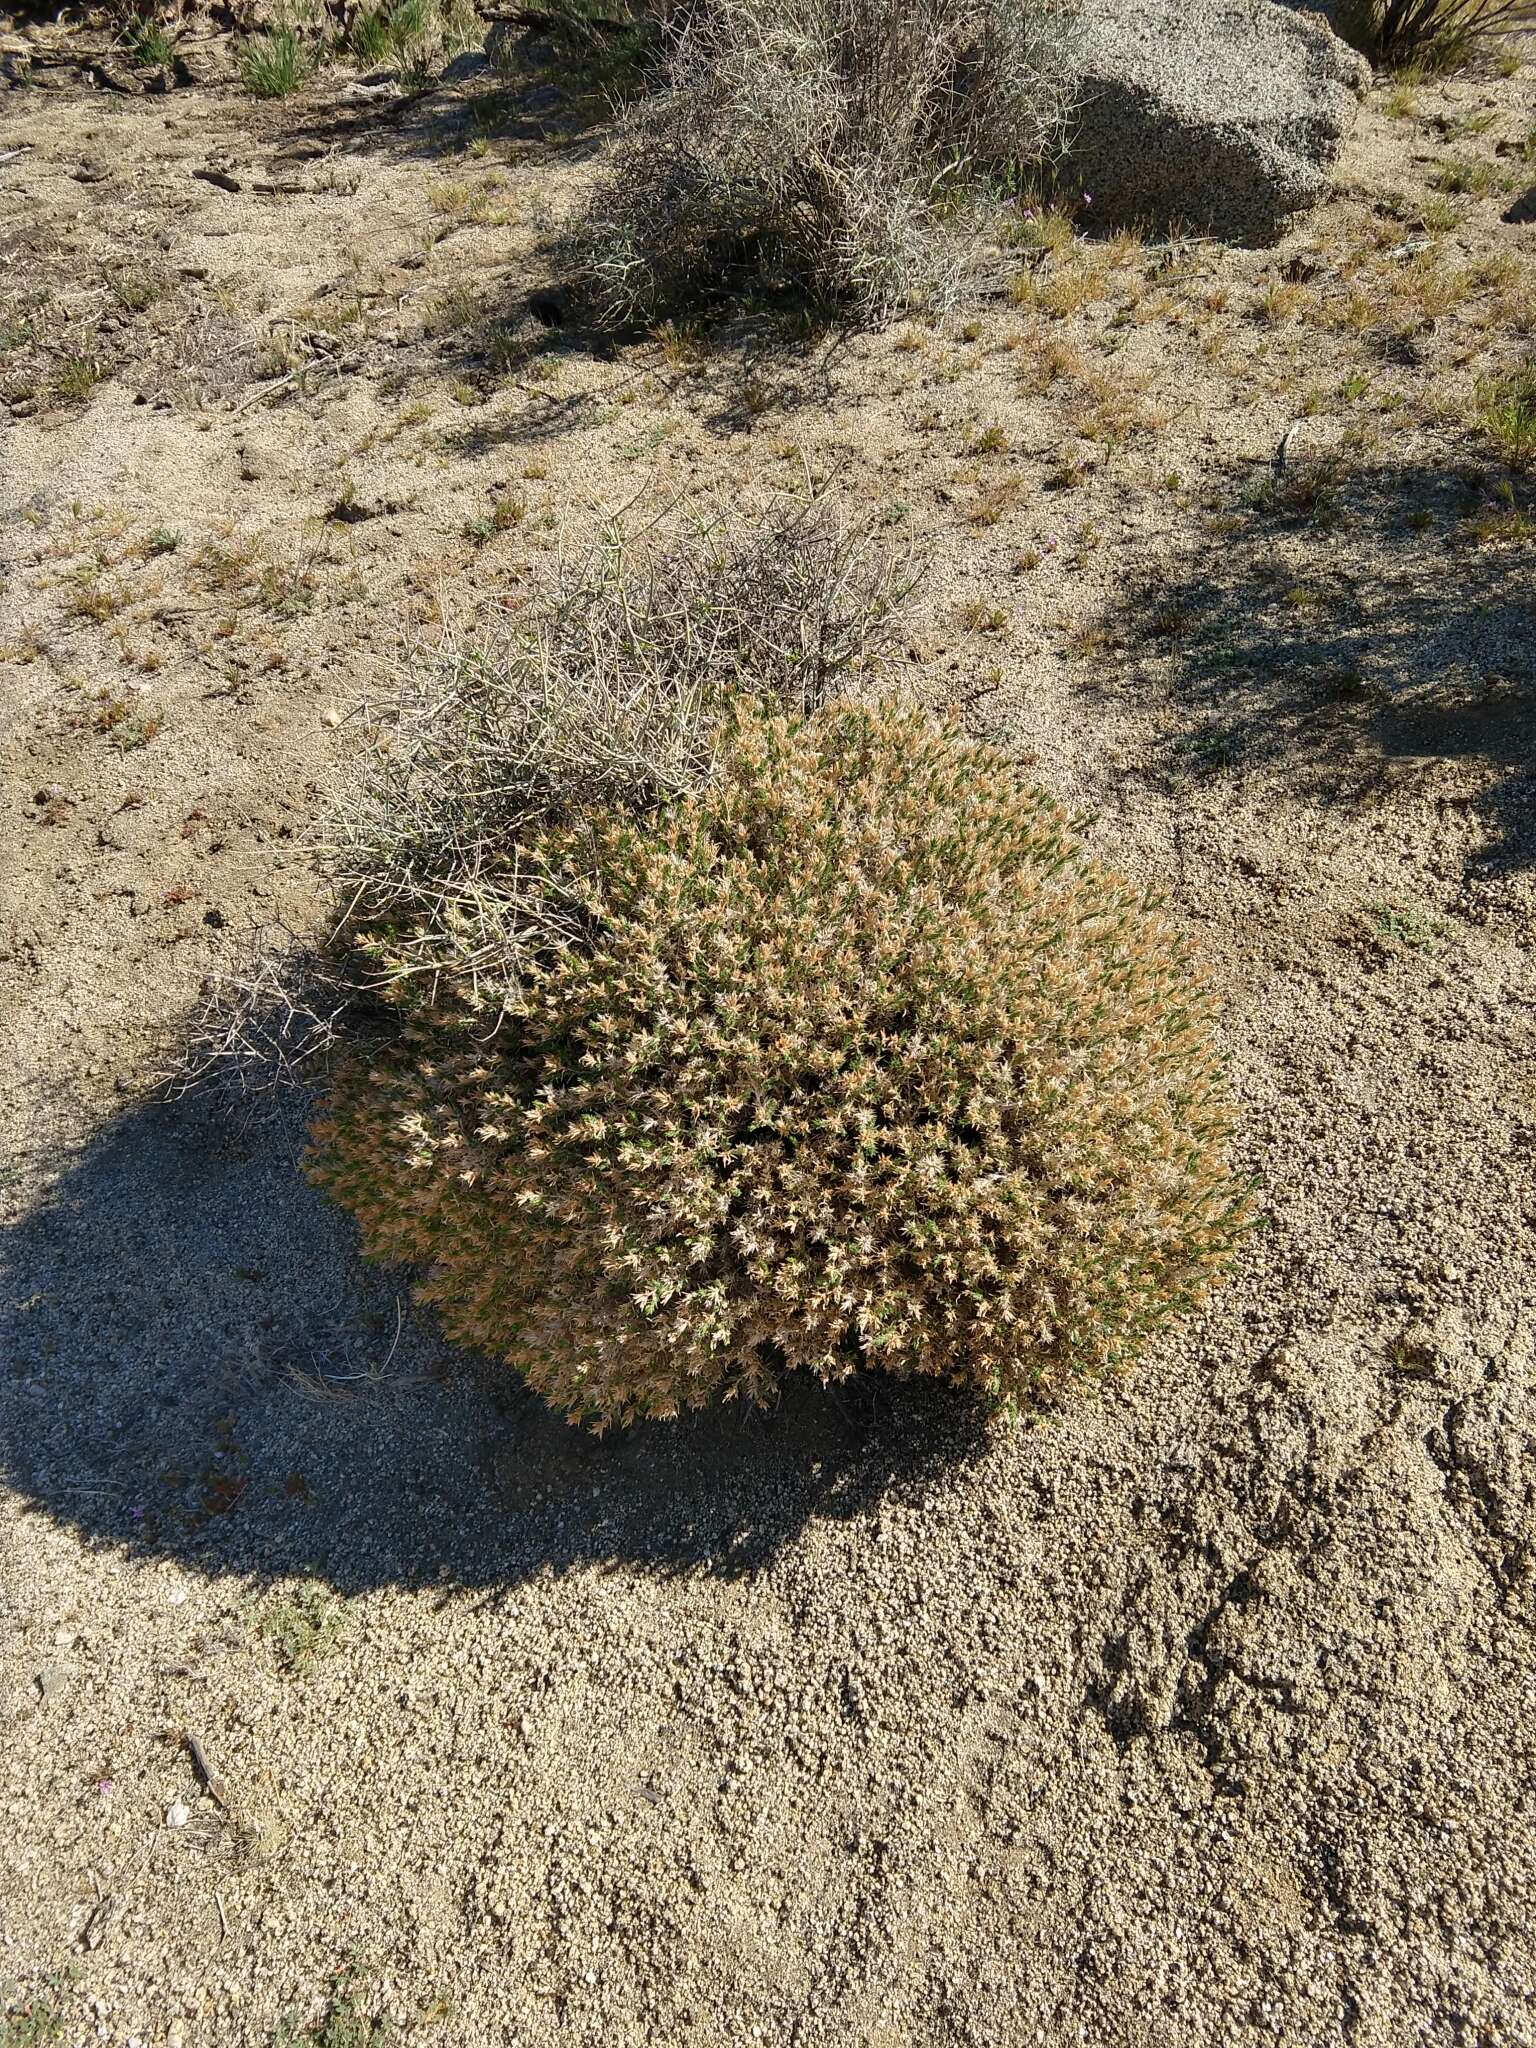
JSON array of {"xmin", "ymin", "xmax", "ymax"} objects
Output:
[
  {"xmin": 110, "ymin": 271, "xmax": 161, "ymax": 314},
  {"xmin": 348, "ymin": 0, "xmax": 478, "ymax": 81},
  {"xmin": 53, "ymin": 353, "xmax": 102, "ymax": 404},
  {"xmin": 1466, "ymin": 479, "xmax": 1535, "ymax": 543},
  {"xmin": 1478, "ymin": 360, "xmax": 1536, "ymax": 468},
  {"xmin": 238, "ymin": 26, "xmax": 315, "ymax": 98},
  {"xmin": 126, "ymin": 16, "xmax": 177, "ymax": 66},
  {"xmin": 1430, "ymin": 155, "xmax": 1498, "ymax": 196}
]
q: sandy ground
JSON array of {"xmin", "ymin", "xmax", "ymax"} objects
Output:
[{"xmin": 2, "ymin": 16, "xmax": 1536, "ymax": 2047}]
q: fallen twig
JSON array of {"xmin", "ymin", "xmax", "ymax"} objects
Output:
[{"xmin": 182, "ymin": 1730, "xmax": 233, "ymax": 1814}]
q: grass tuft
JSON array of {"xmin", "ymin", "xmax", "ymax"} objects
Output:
[
  {"xmin": 1477, "ymin": 358, "xmax": 1536, "ymax": 467},
  {"xmin": 237, "ymin": 25, "xmax": 315, "ymax": 98},
  {"xmin": 1366, "ymin": 0, "xmax": 1536, "ymax": 70}
]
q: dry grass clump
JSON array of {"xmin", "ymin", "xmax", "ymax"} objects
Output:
[
  {"xmin": 170, "ymin": 938, "xmax": 367, "ymax": 1103},
  {"xmin": 310, "ymin": 699, "xmax": 1249, "ymax": 1429},
  {"xmin": 566, "ymin": 0, "xmax": 1080, "ymax": 326}
]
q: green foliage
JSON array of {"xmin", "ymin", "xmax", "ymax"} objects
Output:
[
  {"xmin": 1, "ymin": 2006, "xmax": 62, "ymax": 2048},
  {"xmin": 1478, "ymin": 358, "xmax": 1536, "ymax": 468},
  {"xmin": 566, "ymin": 0, "xmax": 1081, "ymax": 326},
  {"xmin": 1365, "ymin": 0, "xmax": 1536, "ymax": 70},
  {"xmin": 347, "ymin": 0, "xmax": 479, "ymax": 83},
  {"xmin": 311, "ymin": 699, "xmax": 1248, "ymax": 1430},
  {"xmin": 260, "ymin": 1583, "xmax": 347, "ymax": 1673},
  {"xmin": 1365, "ymin": 900, "xmax": 1446, "ymax": 954},
  {"xmin": 271, "ymin": 1964, "xmax": 392, "ymax": 2047},
  {"xmin": 125, "ymin": 15, "xmax": 177, "ymax": 66},
  {"xmin": 238, "ymin": 25, "xmax": 315, "ymax": 97},
  {"xmin": 1, "ymin": 1972, "xmax": 77, "ymax": 2048}
]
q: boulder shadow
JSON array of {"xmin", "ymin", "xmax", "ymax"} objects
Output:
[{"xmin": 0, "ymin": 1088, "xmax": 991, "ymax": 1596}]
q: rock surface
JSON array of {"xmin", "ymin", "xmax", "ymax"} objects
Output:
[{"xmin": 1065, "ymin": 0, "xmax": 1371, "ymax": 242}]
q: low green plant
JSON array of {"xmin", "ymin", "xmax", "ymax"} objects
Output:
[
  {"xmin": 126, "ymin": 15, "xmax": 177, "ymax": 66},
  {"xmin": 1242, "ymin": 453, "xmax": 1345, "ymax": 527},
  {"xmin": 464, "ymin": 495, "xmax": 525, "ymax": 542},
  {"xmin": 88, "ymin": 687, "xmax": 165, "ymax": 751},
  {"xmin": 1365, "ymin": 900, "xmax": 1445, "ymax": 953},
  {"xmin": 53, "ymin": 353, "xmax": 102, "ymax": 404},
  {"xmin": 260, "ymin": 1583, "xmax": 347, "ymax": 1672},
  {"xmin": 311, "ymin": 698, "xmax": 1248, "ymax": 1430},
  {"xmin": 238, "ymin": 25, "xmax": 315, "ymax": 97},
  {"xmin": 110, "ymin": 271, "xmax": 162, "ymax": 313},
  {"xmin": 1, "ymin": 1972, "xmax": 77, "ymax": 2048},
  {"xmin": 271, "ymin": 1962, "xmax": 391, "ymax": 2047},
  {"xmin": 1477, "ymin": 358, "xmax": 1536, "ymax": 467}
]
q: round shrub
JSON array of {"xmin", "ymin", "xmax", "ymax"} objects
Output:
[{"xmin": 310, "ymin": 700, "xmax": 1249, "ymax": 1429}]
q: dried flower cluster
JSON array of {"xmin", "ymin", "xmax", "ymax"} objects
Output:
[{"xmin": 310, "ymin": 698, "xmax": 1248, "ymax": 1429}]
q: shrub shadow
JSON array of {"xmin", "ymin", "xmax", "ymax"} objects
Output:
[
  {"xmin": 271, "ymin": 47, "xmax": 610, "ymax": 173},
  {"xmin": 0, "ymin": 1088, "xmax": 991, "ymax": 1596},
  {"xmin": 1107, "ymin": 454, "xmax": 1536, "ymax": 870},
  {"xmin": 436, "ymin": 314, "xmax": 851, "ymax": 459}
]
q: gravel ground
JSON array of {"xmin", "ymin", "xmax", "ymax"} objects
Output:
[{"xmin": 2, "ymin": 18, "xmax": 1535, "ymax": 2047}]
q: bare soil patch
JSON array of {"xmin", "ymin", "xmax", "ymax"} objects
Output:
[{"xmin": 3, "ymin": 20, "xmax": 1535, "ymax": 2047}]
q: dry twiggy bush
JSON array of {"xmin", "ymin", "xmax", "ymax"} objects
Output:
[
  {"xmin": 167, "ymin": 506, "xmax": 910, "ymax": 1103},
  {"xmin": 566, "ymin": 0, "xmax": 1080, "ymax": 325},
  {"xmin": 310, "ymin": 700, "xmax": 1249, "ymax": 1429},
  {"xmin": 327, "ymin": 505, "xmax": 915, "ymax": 1021}
]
